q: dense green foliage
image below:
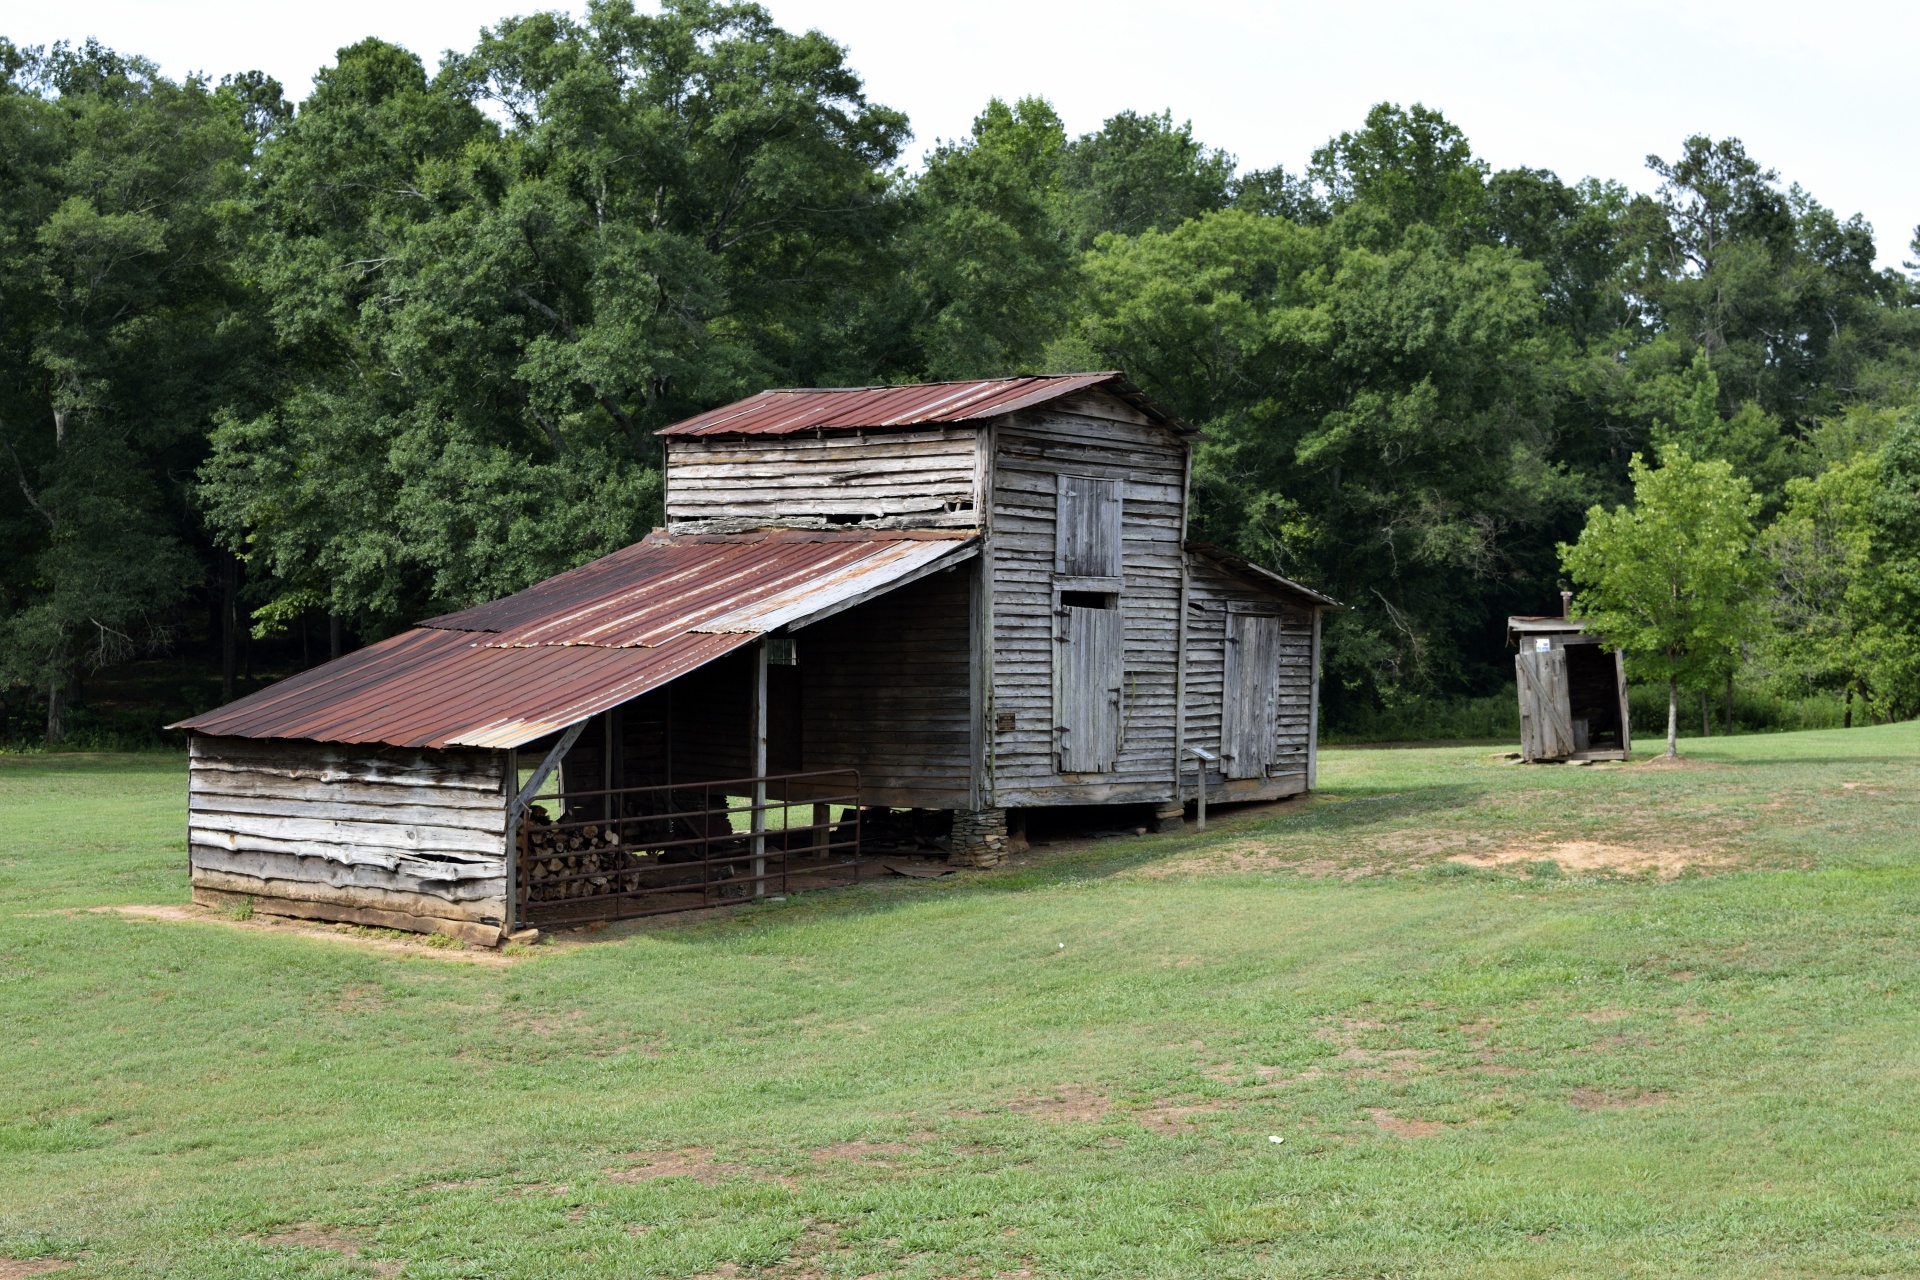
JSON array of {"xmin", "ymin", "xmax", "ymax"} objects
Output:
[{"xmin": 4, "ymin": 1, "xmax": 1919, "ymax": 742}]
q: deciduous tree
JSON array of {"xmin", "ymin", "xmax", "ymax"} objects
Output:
[{"xmin": 1561, "ymin": 450, "xmax": 1760, "ymax": 755}]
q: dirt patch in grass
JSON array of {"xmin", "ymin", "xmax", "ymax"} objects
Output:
[
  {"xmin": 0, "ymin": 1261, "xmax": 74, "ymax": 1278},
  {"xmin": 1447, "ymin": 841, "xmax": 1735, "ymax": 880},
  {"xmin": 610, "ymin": 1148, "xmax": 793, "ymax": 1188},
  {"xmin": 1130, "ymin": 838, "xmax": 1386, "ymax": 880},
  {"xmin": 93, "ymin": 905, "xmax": 516, "ymax": 964},
  {"xmin": 1136, "ymin": 1102, "xmax": 1226, "ymax": 1133},
  {"xmin": 256, "ymin": 1228, "xmax": 399, "ymax": 1276},
  {"xmin": 1005, "ymin": 1084, "xmax": 1111, "ymax": 1122},
  {"xmin": 809, "ymin": 1137, "xmax": 925, "ymax": 1165},
  {"xmin": 1370, "ymin": 1109, "xmax": 1444, "ymax": 1138},
  {"xmin": 1569, "ymin": 1088, "xmax": 1668, "ymax": 1110},
  {"xmin": 1637, "ymin": 755, "xmax": 1717, "ymax": 769}
]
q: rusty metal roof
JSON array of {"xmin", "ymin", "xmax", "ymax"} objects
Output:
[
  {"xmin": 656, "ymin": 372, "xmax": 1193, "ymax": 437},
  {"xmin": 427, "ymin": 529, "xmax": 975, "ymax": 647},
  {"xmin": 170, "ymin": 628, "xmax": 748, "ymax": 750},
  {"xmin": 174, "ymin": 530, "xmax": 978, "ymax": 749}
]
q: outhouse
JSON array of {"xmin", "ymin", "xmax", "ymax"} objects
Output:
[
  {"xmin": 1508, "ymin": 602, "xmax": 1631, "ymax": 762},
  {"xmin": 175, "ymin": 374, "xmax": 1334, "ymax": 941}
]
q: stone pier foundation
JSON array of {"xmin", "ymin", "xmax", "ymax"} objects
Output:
[{"xmin": 949, "ymin": 807, "xmax": 1008, "ymax": 867}]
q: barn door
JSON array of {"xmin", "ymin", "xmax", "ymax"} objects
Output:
[
  {"xmin": 1515, "ymin": 648, "xmax": 1574, "ymax": 760},
  {"xmin": 1055, "ymin": 475, "xmax": 1122, "ymax": 578},
  {"xmin": 1054, "ymin": 602, "xmax": 1123, "ymax": 772},
  {"xmin": 1221, "ymin": 613, "xmax": 1282, "ymax": 779}
]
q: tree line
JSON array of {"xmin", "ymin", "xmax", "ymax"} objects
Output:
[{"xmin": 4, "ymin": 0, "xmax": 1919, "ymax": 745}]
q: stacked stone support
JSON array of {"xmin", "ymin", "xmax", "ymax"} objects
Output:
[{"xmin": 949, "ymin": 807, "xmax": 1008, "ymax": 867}]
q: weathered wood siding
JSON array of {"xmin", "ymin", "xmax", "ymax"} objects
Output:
[
  {"xmin": 188, "ymin": 736, "xmax": 509, "ymax": 939},
  {"xmin": 987, "ymin": 395, "xmax": 1188, "ymax": 807},
  {"xmin": 1183, "ymin": 557, "xmax": 1315, "ymax": 802},
  {"xmin": 665, "ymin": 428, "xmax": 983, "ymax": 532},
  {"xmin": 795, "ymin": 562, "xmax": 974, "ymax": 807}
]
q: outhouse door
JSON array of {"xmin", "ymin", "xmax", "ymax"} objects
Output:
[
  {"xmin": 1221, "ymin": 612, "xmax": 1282, "ymax": 778},
  {"xmin": 1516, "ymin": 647, "xmax": 1575, "ymax": 760}
]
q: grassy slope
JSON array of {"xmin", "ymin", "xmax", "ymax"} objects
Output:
[{"xmin": 3, "ymin": 728, "xmax": 1919, "ymax": 1279}]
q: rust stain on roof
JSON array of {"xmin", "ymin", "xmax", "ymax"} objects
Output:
[
  {"xmin": 174, "ymin": 529, "xmax": 977, "ymax": 749},
  {"xmin": 656, "ymin": 372, "xmax": 1191, "ymax": 437}
]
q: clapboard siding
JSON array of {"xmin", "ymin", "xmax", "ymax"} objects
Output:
[
  {"xmin": 666, "ymin": 428, "xmax": 982, "ymax": 531},
  {"xmin": 1184, "ymin": 557, "xmax": 1315, "ymax": 801},
  {"xmin": 987, "ymin": 406, "xmax": 1188, "ymax": 807},
  {"xmin": 187, "ymin": 736, "xmax": 509, "ymax": 931},
  {"xmin": 797, "ymin": 562, "xmax": 973, "ymax": 807}
]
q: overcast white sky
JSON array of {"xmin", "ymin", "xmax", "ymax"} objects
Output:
[{"xmin": 6, "ymin": 0, "xmax": 1916, "ymax": 266}]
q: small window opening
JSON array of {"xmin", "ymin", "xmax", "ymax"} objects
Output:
[
  {"xmin": 944, "ymin": 498, "xmax": 976, "ymax": 512},
  {"xmin": 1060, "ymin": 590, "xmax": 1117, "ymax": 610},
  {"xmin": 824, "ymin": 512, "xmax": 870, "ymax": 525},
  {"xmin": 768, "ymin": 637, "xmax": 797, "ymax": 665}
]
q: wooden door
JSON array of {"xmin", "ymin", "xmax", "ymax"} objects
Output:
[
  {"xmin": 1221, "ymin": 613, "xmax": 1281, "ymax": 779},
  {"xmin": 1516, "ymin": 648, "xmax": 1574, "ymax": 760},
  {"xmin": 1054, "ymin": 603, "xmax": 1123, "ymax": 772},
  {"xmin": 1055, "ymin": 475, "xmax": 1123, "ymax": 578}
]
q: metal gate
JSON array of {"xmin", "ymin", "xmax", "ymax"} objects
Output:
[{"xmin": 512, "ymin": 770, "xmax": 862, "ymax": 928}]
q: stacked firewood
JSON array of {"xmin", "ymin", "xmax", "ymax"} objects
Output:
[{"xmin": 519, "ymin": 811, "xmax": 645, "ymax": 902}]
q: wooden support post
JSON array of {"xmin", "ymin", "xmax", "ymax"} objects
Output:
[
  {"xmin": 812, "ymin": 802, "xmax": 831, "ymax": 853},
  {"xmin": 502, "ymin": 748, "xmax": 518, "ymax": 932},
  {"xmin": 1617, "ymin": 650, "xmax": 1632, "ymax": 755},
  {"xmin": 1173, "ymin": 448, "xmax": 1192, "ymax": 807},
  {"xmin": 751, "ymin": 637, "xmax": 768, "ymax": 896},
  {"xmin": 1307, "ymin": 606, "xmax": 1322, "ymax": 791},
  {"xmin": 505, "ymin": 720, "xmax": 588, "ymax": 932}
]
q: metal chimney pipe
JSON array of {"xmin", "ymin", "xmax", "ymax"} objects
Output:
[{"xmin": 1560, "ymin": 589, "xmax": 1573, "ymax": 618}]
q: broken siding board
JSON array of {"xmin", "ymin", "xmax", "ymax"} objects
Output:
[
  {"xmin": 188, "ymin": 738, "xmax": 505, "ymax": 790},
  {"xmin": 190, "ymin": 846, "xmax": 505, "ymax": 900},
  {"xmin": 187, "ymin": 771, "xmax": 507, "ymax": 815},
  {"xmin": 186, "ymin": 790, "xmax": 506, "ymax": 833},
  {"xmin": 188, "ymin": 811, "xmax": 506, "ymax": 857}
]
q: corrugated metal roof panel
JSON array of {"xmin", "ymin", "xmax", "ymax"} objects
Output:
[
  {"xmin": 172, "ymin": 630, "xmax": 752, "ymax": 749},
  {"xmin": 174, "ymin": 529, "xmax": 978, "ymax": 749},
  {"xmin": 427, "ymin": 529, "xmax": 975, "ymax": 647},
  {"xmin": 656, "ymin": 372, "xmax": 1193, "ymax": 437}
]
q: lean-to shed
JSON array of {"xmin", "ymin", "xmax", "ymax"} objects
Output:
[{"xmin": 175, "ymin": 374, "xmax": 1334, "ymax": 941}]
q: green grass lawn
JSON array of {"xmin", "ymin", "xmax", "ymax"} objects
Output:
[{"xmin": 5, "ymin": 727, "xmax": 1920, "ymax": 1278}]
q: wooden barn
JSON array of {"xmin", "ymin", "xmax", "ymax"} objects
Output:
[
  {"xmin": 175, "ymin": 374, "xmax": 1334, "ymax": 943},
  {"xmin": 1508, "ymin": 603, "xmax": 1631, "ymax": 763}
]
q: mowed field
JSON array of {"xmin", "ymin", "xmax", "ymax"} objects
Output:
[{"xmin": 4, "ymin": 727, "xmax": 1920, "ymax": 1279}]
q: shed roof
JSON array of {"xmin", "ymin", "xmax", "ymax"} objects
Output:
[
  {"xmin": 656, "ymin": 372, "xmax": 1193, "ymax": 437},
  {"xmin": 1506, "ymin": 615, "xmax": 1595, "ymax": 645},
  {"xmin": 1187, "ymin": 544, "xmax": 1341, "ymax": 608},
  {"xmin": 173, "ymin": 529, "xmax": 978, "ymax": 750}
]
